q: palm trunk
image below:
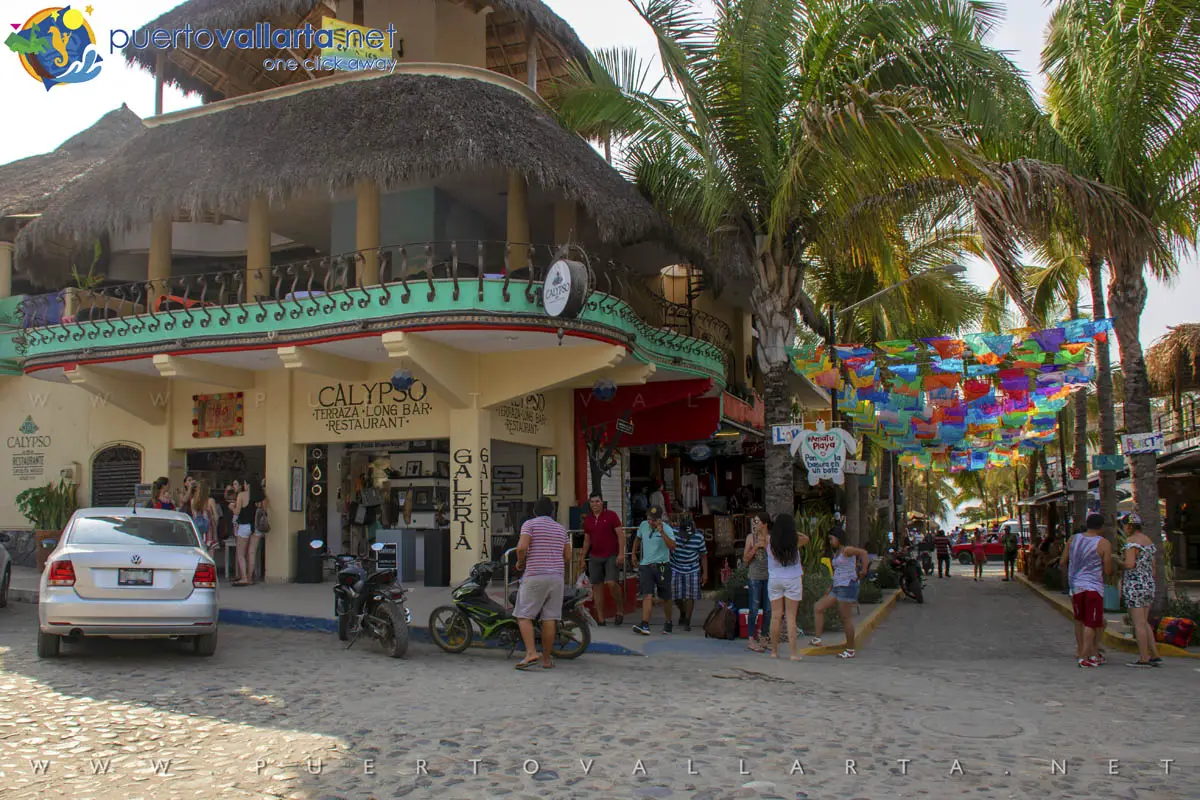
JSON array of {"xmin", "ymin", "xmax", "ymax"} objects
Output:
[
  {"xmin": 878, "ymin": 443, "xmax": 893, "ymax": 537},
  {"xmin": 1071, "ymin": 293, "xmax": 1089, "ymax": 530},
  {"xmin": 763, "ymin": 361, "xmax": 794, "ymax": 517},
  {"xmin": 1108, "ymin": 264, "xmax": 1166, "ymax": 612},
  {"xmin": 1088, "ymin": 250, "xmax": 1118, "ymax": 542}
]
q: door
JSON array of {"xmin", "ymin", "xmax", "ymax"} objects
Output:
[{"xmin": 91, "ymin": 445, "xmax": 142, "ymax": 507}]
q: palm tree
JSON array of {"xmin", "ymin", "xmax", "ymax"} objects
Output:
[
  {"xmin": 555, "ymin": 0, "xmax": 1111, "ymax": 516},
  {"xmin": 1041, "ymin": 0, "xmax": 1200, "ymax": 609}
]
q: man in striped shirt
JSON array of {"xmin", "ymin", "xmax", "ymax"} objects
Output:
[
  {"xmin": 933, "ymin": 529, "xmax": 952, "ymax": 578},
  {"xmin": 667, "ymin": 514, "xmax": 708, "ymax": 632},
  {"xmin": 513, "ymin": 496, "xmax": 569, "ymax": 670}
]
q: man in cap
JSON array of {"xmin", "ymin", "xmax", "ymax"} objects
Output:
[{"xmin": 630, "ymin": 505, "xmax": 675, "ymax": 635}]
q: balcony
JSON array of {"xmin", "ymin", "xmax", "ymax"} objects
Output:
[{"xmin": 16, "ymin": 241, "xmax": 730, "ymax": 385}]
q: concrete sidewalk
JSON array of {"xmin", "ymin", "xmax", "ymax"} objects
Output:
[
  {"xmin": 1015, "ymin": 574, "xmax": 1199, "ymax": 659},
  {"xmin": 7, "ymin": 565, "xmax": 900, "ymax": 658}
]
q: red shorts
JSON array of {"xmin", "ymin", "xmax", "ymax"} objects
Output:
[{"xmin": 1071, "ymin": 590, "xmax": 1104, "ymax": 629}]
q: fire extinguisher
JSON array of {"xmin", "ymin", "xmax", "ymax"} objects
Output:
[{"xmin": 720, "ymin": 558, "xmax": 732, "ymax": 586}]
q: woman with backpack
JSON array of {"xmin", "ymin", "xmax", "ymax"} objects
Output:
[
  {"xmin": 767, "ymin": 513, "xmax": 809, "ymax": 661},
  {"xmin": 189, "ymin": 480, "xmax": 219, "ymax": 552}
]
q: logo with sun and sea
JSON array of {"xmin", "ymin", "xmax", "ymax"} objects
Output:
[{"xmin": 6, "ymin": 6, "xmax": 102, "ymax": 90}]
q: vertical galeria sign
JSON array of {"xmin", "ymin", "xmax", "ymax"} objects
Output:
[{"xmin": 451, "ymin": 447, "xmax": 490, "ymax": 555}]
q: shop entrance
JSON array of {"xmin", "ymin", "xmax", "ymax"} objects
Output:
[
  {"xmin": 489, "ymin": 440, "xmax": 541, "ymax": 561},
  {"xmin": 185, "ymin": 446, "xmax": 266, "ymax": 506}
]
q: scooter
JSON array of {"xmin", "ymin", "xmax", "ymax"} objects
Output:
[
  {"xmin": 889, "ymin": 548, "xmax": 925, "ymax": 604},
  {"xmin": 427, "ymin": 559, "xmax": 590, "ymax": 659},
  {"xmin": 309, "ymin": 540, "xmax": 412, "ymax": 658}
]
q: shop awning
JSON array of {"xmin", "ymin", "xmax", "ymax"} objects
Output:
[{"xmin": 575, "ymin": 378, "xmax": 719, "ymax": 447}]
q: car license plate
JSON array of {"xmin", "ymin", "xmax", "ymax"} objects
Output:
[{"xmin": 118, "ymin": 568, "xmax": 153, "ymax": 586}]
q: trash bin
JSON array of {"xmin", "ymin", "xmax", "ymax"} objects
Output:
[
  {"xmin": 423, "ymin": 529, "xmax": 450, "ymax": 587},
  {"xmin": 294, "ymin": 530, "xmax": 324, "ymax": 584}
]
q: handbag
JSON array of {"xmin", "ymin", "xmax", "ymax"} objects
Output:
[
  {"xmin": 254, "ymin": 506, "xmax": 271, "ymax": 534},
  {"xmin": 361, "ymin": 487, "xmax": 383, "ymax": 507},
  {"xmin": 702, "ymin": 601, "xmax": 739, "ymax": 640}
]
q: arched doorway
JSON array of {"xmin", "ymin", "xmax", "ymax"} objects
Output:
[{"xmin": 91, "ymin": 445, "xmax": 142, "ymax": 507}]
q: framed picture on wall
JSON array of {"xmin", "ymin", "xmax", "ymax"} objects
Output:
[
  {"xmin": 405, "ymin": 461, "xmax": 422, "ymax": 477},
  {"xmin": 413, "ymin": 489, "xmax": 432, "ymax": 510},
  {"xmin": 540, "ymin": 454, "xmax": 558, "ymax": 496},
  {"xmin": 410, "ymin": 440, "xmax": 429, "ymax": 450},
  {"xmin": 436, "ymin": 461, "xmax": 450, "ymax": 478},
  {"xmin": 493, "ymin": 481, "xmax": 523, "ymax": 498},
  {"xmin": 290, "ymin": 466, "xmax": 304, "ymax": 512},
  {"xmin": 392, "ymin": 442, "xmax": 410, "ymax": 453},
  {"xmin": 493, "ymin": 465, "xmax": 524, "ymax": 481}
]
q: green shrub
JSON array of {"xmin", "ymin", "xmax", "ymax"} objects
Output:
[
  {"xmin": 874, "ymin": 561, "xmax": 899, "ymax": 589},
  {"xmin": 715, "ymin": 562, "xmax": 749, "ymax": 604},
  {"xmin": 857, "ymin": 582, "xmax": 883, "ymax": 604},
  {"xmin": 796, "ymin": 572, "xmax": 840, "ymax": 632},
  {"xmin": 1165, "ymin": 591, "xmax": 1200, "ymax": 623}
]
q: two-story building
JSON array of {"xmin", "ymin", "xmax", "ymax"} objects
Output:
[{"xmin": 1, "ymin": 0, "xmax": 822, "ymax": 584}]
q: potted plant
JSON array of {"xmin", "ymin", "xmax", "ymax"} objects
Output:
[{"xmin": 16, "ymin": 480, "xmax": 79, "ymax": 571}]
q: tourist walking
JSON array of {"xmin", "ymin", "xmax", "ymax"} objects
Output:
[
  {"xmin": 810, "ymin": 532, "xmax": 868, "ymax": 659},
  {"xmin": 743, "ymin": 512, "xmax": 772, "ymax": 652},
  {"xmin": 972, "ymin": 530, "xmax": 987, "ymax": 581},
  {"xmin": 1118, "ymin": 514, "xmax": 1162, "ymax": 668},
  {"xmin": 631, "ymin": 506, "xmax": 676, "ymax": 635},
  {"xmin": 581, "ymin": 493, "xmax": 626, "ymax": 626},
  {"xmin": 1060, "ymin": 513, "xmax": 1114, "ymax": 667},
  {"xmin": 513, "ymin": 496, "xmax": 569, "ymax": 670},
  {"xmin": 766, "ymin": 514, "xmax": 809, "ymax": 661},
  {"xmin": 1002, "ymin": 526, "xmax": 1019, "ymax": 581},
  {"xmin": 933, "ymin": 528, "xmax": 952, "ymax": 578},
  {"xmin": 667, "ymin": 514, "xmax": 707, "ymax": 632}
]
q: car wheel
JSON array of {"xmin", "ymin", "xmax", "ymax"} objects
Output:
[
  {"xmin": 193, "ymin": 631, "xmax": 218, "ymax": 656},
  {"xmin": 37, "ymin": 631, "xmax": 60, "ymax": 658},
  {"xmin": 958, "ymin": 552, "xmax": 973, "ymax": 565},
  {"xmin": 0, "ymin": 566, "xmax": 9, "ymax": 608}
]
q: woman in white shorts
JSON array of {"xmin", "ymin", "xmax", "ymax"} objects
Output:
[{"xmin": 767, "ymin": 513, "xmax": 809, "ymax": 661}]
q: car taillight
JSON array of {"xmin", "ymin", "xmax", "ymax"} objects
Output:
[
  {"xmin": 193, "ymin": 563, "xmax": 217, "ymax": 588},
  {"xmin": 47, "ymin": 560, "xmax": 76, "ymax": 587}
]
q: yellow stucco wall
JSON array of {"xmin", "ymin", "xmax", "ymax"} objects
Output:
[{"xmin": 356, "ymin": 0, "xmax": 487, "ymax": 67}]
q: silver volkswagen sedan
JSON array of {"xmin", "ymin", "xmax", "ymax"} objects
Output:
[{"xmin": 38, "ymin": 508, "xmax": 219, "ymax": 658}]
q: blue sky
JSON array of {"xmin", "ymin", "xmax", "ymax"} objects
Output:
[{"xmin": 0, "ymin": 0, "xmax": 1194, "ymax": 349}]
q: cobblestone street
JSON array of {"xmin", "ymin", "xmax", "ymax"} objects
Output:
[{"xmin": 1, "ymin": 575, "xmax": 1196, "ymax": 799}]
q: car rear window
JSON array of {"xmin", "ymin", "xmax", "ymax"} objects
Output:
[{"xmin": 68, "ymin": 516, "xmax": 201, "ymax": 548}]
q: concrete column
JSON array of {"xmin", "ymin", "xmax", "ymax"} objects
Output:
[
  {"xmin": 356, "ymin": 179, "xmax": 381, "ymax": 286},
  {"xmin": 148, "ymin": 215, "xmax": 172, "ymax": 307},
  {"xmin": 262, "ymin": 369, "xmax": 304, "ymax": 582},
  {"xmin": 246, "ymin": 194, "xmax": 272, "ymax": 301},
  {"xmin": 553, "ymin": 200, "xmax": 577, "ymax": 247},
  {"xmin": 0, "ymin": 241, "xmax": 13, "ymax": 299},
  {"xmin": 449, "ymin": 404, "xmax": 492, "ymax": 584},
  {"xmin": 506, "ymin": 172, "xmax": 529, "ymax": 272}
]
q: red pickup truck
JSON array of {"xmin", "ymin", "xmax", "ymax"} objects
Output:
[{"xmin": 952, "ymin": 533, "xmax": 1023, "ymax": 563}]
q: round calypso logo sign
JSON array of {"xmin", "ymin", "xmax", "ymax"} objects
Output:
[{"xmin": 542, "ymin": 259, "xmax": 588, "ymax": 318}]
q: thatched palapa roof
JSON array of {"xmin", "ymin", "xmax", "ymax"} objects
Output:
[
  {"xmin": 15, "ymin": 73, "xmax": 659, "ymax": 271},
  {"xmin": 0, "ymin": 105, "xmax": 144, "ymax": 220},
  {"xmin": 124, "ymin": 0, "xmax": 591, "ymax": 102},
  {"xmin": 1147, "ymin": 323, "xmax": 1200, "ymax": 398}
]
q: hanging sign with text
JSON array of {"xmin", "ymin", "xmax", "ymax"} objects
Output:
[
  {"xmin": 1121, "ymin": 432, "xmax": 1164, "ymax": 455},
  {"xmin": 1092, "ymin": 454, "xmax": 1125, "ymax": 471},
  {"xmin": 8, "ymin": 416, "xmax": 49, "ymax": 482},
  {"xmin": 789, "ymin": 422, "xmax": 859, "ymax": 486},
  {"xmin": 312, "ymin": 381, "xmax": 434, "ymax": 435}
]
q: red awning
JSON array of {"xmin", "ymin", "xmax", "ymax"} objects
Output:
[{"xmin": 575, "ymin": 379, "xmax": 718, "ymax": 446}]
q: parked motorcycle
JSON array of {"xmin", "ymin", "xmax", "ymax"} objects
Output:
[
  {"xmin": 428, "ymin": 560, "xmax": 590, "ymax": 659},
  {"xmin": 919, "ymin": 550, "xmax": 934, "ymax": 577},
  {"xmin": 889, "ymin": 548, "xmax": 924, "ymax": 603},
  {"xmin": 309, "ymin": 540, "xmax": 412, "ymax": 658}
]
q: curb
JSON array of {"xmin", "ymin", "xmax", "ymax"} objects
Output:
[
  {"xmin": 801, "ymin": 589, "xmax": 903, "ymax": 656},
  {"xmin": 1016, "ymin": 575, "xmax": 1199, "ymax": 659}
]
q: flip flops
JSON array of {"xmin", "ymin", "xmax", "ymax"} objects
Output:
[{"xmin": 515, "ymin": 656, "xmax": 540, "ymax": 671}]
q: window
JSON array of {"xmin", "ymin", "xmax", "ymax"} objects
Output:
[
  {"xmin": 68, "ymin": 516, "xmax": 200, "ymax": 548},
  {"xmin": 91, "ymin": 445, "xmax": 142, "ymax": 507}
]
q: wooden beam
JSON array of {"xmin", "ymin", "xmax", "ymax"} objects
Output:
[
  {"xmin": 488, "ymin": 16, "xmax": 516, "ymax": 75},
  {"xmin": 152, "ymin": 355, "xmax": 255, "ymax": 389},
  {"xmin": 277, "ymin": 346, "xmax": 369, "ymax": 383}
]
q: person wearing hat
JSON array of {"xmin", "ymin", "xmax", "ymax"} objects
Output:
[
  {"xmin": 1060, "ymin": 512, "xmax": 1114, "ymax": 668},
  {"xmin": 630, "ymin": 505, "xmax": 676, "ymax": 635}
]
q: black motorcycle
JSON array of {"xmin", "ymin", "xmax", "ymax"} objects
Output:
[
  {"xmin": 428, "ymin": 561, "xmax": 590, "ymax": 659},
  {"xmin": 309, "ymin": 540, "xmax": 411, "ymax": 658},
  {"xmin": 889, "ymin": 548, "xmax": 925, "ymax": 603},
  {"xmin": 919, "ymin": 550, "xmax": 934, "ymax": 576}
]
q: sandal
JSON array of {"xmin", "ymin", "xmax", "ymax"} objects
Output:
[
  {"xmin": 515, "ymin": 656, "xmax": 540, "ymax": 671},
  {"xmin": 542, "ymin": 659, "xmax": 555, "ymax": 670},
  {"xmin": 747, "ymin": 641, "xmax": 765, "ymax": 653},
  {"xmin": 809, "ymin": 637, "xmax": 823, "ymax": 646},
  {"xmin": 838, "ymin": 649, "xmax": 856, "ymax": 659}
]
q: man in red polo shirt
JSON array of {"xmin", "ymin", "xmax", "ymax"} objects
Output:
[{"xmin": 581, "ymin": 493, "xmax": 626, "ymax": 626}]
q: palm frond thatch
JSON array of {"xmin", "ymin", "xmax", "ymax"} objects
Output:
[
  {"xmin": 14, "ymin": 74, "xmax": 660, "ymax": 275},
  {"xmin": 1146, "ymin": 324, "xmax": 1200, "ymax": 396},
  {"xmin": 0, "ymin": 105, "xmax": 144, "ymax": 219}
]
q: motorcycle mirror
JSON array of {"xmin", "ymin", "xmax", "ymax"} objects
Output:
[
  {"xmin": 371, "ymin": 542, "xmax": 385, "ymax": 552},
  {"xmin": 309, "ymin": 539, "xmax": 324, "ymax": 549}
]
